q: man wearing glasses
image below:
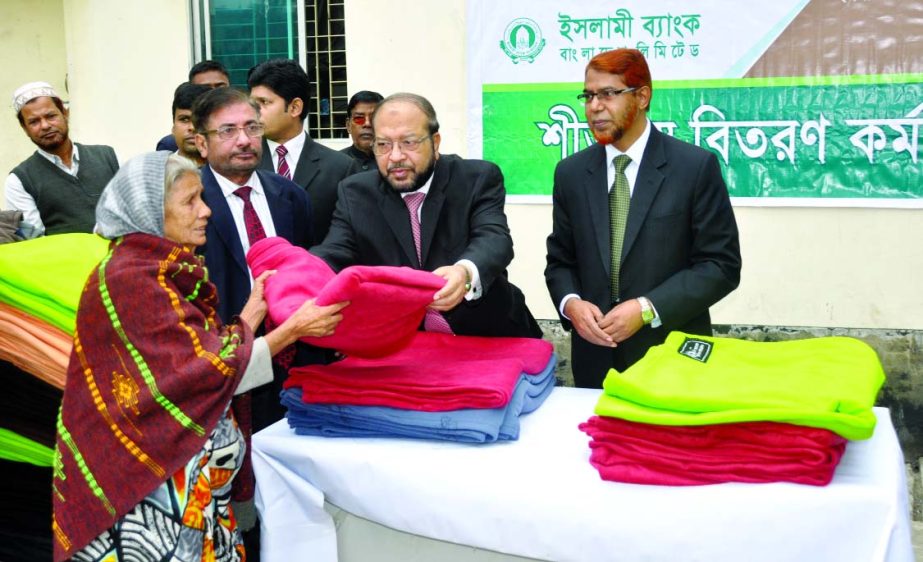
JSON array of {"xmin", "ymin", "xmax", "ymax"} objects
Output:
[
  {"xmin": 248, "ymin": 59, "xmax": 358, "ymax": 246},
  {"xmin": 545, "ymin": 48, "xmax": 742, "ymax": 389},
  {"xmin": 313, "ymin": 92, "xmax": 542, "ymax": 339},
  {"xmin": 340, "ymin": 90, "xmax": 384, "ymax": 171}
]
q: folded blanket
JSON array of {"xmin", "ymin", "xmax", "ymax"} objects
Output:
[
  {"xmin": 286, "ymin": 331, "xmax": 554, "ymax": 411},
  {"xmin": 0, "ymin": 302, "xmax": 71, "ymax": 388},
  {"xmin": 580, "ymin": 415, "xmax": 846, "ymax": 486},
  {"xmin": 0, "ymin": 428, "xmax": 53, "ymax": 467},
  {"xmin": 0, "ymin": 233, "xmax": 108, "ymax": 333},
  {"xmin": 597, "ymin": 332, "xmax": 885, "ymax": 440},
  {"xmin": 283, "ymin": 355, "xmax": 556, "ymax": 442},
  {"xmin": 247, "ymin": 237, "xmax": 447, "ymax": 357}
]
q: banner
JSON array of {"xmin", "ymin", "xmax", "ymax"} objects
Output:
[{"xmin": 466, "ymin": 0, "xmax": 923, "ymax": 207}]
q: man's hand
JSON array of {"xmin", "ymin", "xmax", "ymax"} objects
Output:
[
  {"xmin": 598, "ymin": 299, "xmax": 644, "ymax": 344},
  {"xmin": 430, "ymin": 265, "xmax": 469, "ymax": 311},
  {"xmin": 564, "ymin": 298, "xmax": 615, "ymax": 348}
]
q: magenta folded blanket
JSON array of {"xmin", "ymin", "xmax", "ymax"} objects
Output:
[
  {"xmin": 579, "ymin": 415, "xmax": 847, "ymax": 486},
  {"xmin": 247, "ymin": 237, "xmax": 447, "ymax": 357},
  {"xmin": 285, "ymin": 331, "xmax": 554, "ymax": 411}
]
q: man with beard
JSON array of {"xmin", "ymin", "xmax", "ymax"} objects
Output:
[
  {"xmin": 313, "ymin": 92, "xmax": 542, "ymax": 339},
  {"xmin": 5, "ymin": 81, "xmax": 118, "ymax": 238},
  {"xmin": 545, "ymin": 48, "xmax": 742, "ymax": 389},
  {"xmin": 169, "ymin": 82, "xmax": 211, "ymax": 166},
  {"xmin": 340, "ymin": 90, "xmax": 384, "ymax": 171}
]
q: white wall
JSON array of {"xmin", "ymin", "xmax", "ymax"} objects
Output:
[
  {"xmin": 346, "ymin": 0, "xmax": 923, "ymax": 329},
  {"xmin": 0, "ymin": 0, "xmax": 68, "ymax": 194},
  {"xmin": 62, "ymin": 0, "xmax": 191, "ymax": 164}
]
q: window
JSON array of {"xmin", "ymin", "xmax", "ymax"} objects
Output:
[{"xmin": 191, "ymin": 0, "xmax": 349, "ymax": 139}]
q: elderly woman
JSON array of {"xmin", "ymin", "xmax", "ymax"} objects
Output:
[{"xmin": 51, "ymin": 152, "xmax": 346, "ymax": 561}]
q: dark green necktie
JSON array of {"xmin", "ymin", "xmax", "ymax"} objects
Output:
[{"xmin": 610, "ymin": 154, "xmax": 631, "ymax": 302}]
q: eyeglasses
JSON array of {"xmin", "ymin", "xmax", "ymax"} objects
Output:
[
  {"xmin": 351, "ymin": 114, "xmax": 370, "ymax": 125},
  {"xmin": 576, "ymin": 87, "xmax": 637, "ymax": 104},
  {"xmin": 372, "ymin": 136, "xmax": 431, "ymax": 155},
  {"xmin": 201, "ymin": 123, "xmax": 265, "ymax": 140}
]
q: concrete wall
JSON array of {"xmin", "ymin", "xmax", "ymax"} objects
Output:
[{"xmin": 0, "ymin": 0, "xmax": 67, "ymax": 193}]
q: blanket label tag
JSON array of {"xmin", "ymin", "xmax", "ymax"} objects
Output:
[{"xmin": 678, "ymin": 338, "xmax": 713, "ymax": 363}]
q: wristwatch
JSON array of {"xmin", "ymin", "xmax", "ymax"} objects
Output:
[{"xmin": 638, "ymin": 297, "xmax": 655, "ymax": 325}]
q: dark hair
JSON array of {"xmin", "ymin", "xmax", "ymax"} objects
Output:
[
  {"xmin": 586, "ymin": 49, "xmax": 652, "ymax": 109},
  {"xmin": 189, "ymin": 60, "xmax": 229, "ymax": 82},
  {"xmin": 17, "ymin": 96, "xmax": 67, "ymax": 126},
  {"xmin": 347, "ymin": 90, "xmax": 384, "ymax": 115},
  {"xmin": 171, "ymin": 82, "xmax": 212, "ymax": 119},
  {"xmin": 373, "ymin": 93, "xmax": 439, "ymax": 135},
  {"xmin": 191, "ymin": 87, "xmax": 260, "ymax": 132},
  {"xmin": 247, "ymin": 59, "xmax": 310, "ymax": 122}
]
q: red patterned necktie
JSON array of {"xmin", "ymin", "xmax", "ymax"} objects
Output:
[
  {"xmin": 276, "ymin": 144, "xmax": 292, "ymax": 180},
  {"xmin": 403, "ymin": 192, "xmax": 453, "ymax": 334},
  {"xmin": 233, "ymin": 186, "xmax": 266, "ymax": 246}
]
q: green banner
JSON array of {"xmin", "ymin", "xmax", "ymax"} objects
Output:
[{"xmin": 484, "ymin": 77, "xmax": 923, "ymax": 198}]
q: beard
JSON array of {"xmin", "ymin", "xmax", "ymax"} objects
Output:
[
  {"xmin": 589, "ymin": 98, "xmax": 639, "ymax": 146},
  {"xmin": 384, "ymin": 156, "xmax": 437, "ymax": 194},
  {"xmin": 32, "ymin": 128, "xmax": 69, "ymax": 152}
]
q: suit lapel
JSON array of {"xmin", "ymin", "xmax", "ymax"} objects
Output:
[
  {"xmin": 202, "ymin": 166, "xmax": 248, "ymax": 274},
  {"xmin": 260, "ymin": 171, "xmax": 293, "ymax": 240},
  {"xmin": 379, "ymin": 182, "xmax": 419, "ymax": 267},
  {"xmin": 585, "ymin": 145, "xmax": 612, "ymax": 278},
  {"xmin": 623, "ymin": 126, "xmax": 666, "ymax": 261},
  {"xmin": 293, "ymin": 134, "xmax": 320, "ymax": 189},
  {"xmin": 259, "ymin": 139, "xmax": 274, "ymax": 172},
  {"xmin": 420, "ymin": 159, "xmax": 448, "ymax": 267}
]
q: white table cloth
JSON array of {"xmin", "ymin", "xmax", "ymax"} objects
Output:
[{"xmin": 253, "ymin": 387, "xmax": 913, "ymax": 562}]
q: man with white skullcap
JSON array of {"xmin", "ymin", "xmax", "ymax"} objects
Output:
[{"xmin": 5, "ymin": 81, "xmax": 118, "ymax": 238}]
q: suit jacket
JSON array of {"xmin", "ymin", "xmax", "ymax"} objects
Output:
[
  {"xmin": 260, "ymin": 133, "xmax": 359, "ymax": 246},
  {"xmin": 313, "ymin": 154, "xmax": 541, "ymax": 338},
  {"xmin": 200, "ymin": 165, "xmax": 313, "ymax": 324},
  {"xmin": 545, "ymin": 125, "xmax": 742, "ymax": 388}
]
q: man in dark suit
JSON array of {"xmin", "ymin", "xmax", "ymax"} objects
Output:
[
  {"xmin": 340, "ymin": 90, "xmax": 384, "ymax": 171},
  {"xmin": 156, "ymin": 60, "xmax": 231, "ymax": 152},
  {"xmin": 313, "ymin": 93, "xmax": 541, "ymax": 339},
  {"xmin": 247, "ymin": 59, "xmax": 358, "ymax": 246},
  {"xmin": 192, "ymin": 86, "xmax": 314, "ymax": 420},
  {"xmin": 545, "ymin": 48, "xmax": 742, "ymax": 389}
]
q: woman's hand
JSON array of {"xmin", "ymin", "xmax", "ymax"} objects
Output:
[
  {"xmin": 264, "ymin": 299, "xmax": 349, "ymax": 356},
  {"xmin": 240, "ymin": 270, "xmax": 276, "ymax": 331}
]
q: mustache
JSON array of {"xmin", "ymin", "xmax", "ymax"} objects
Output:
[{"xmin": 388, "ymin": 163, "xmax": 413, "ymax": 171}]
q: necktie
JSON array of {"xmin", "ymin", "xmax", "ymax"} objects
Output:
[
  {"xmin": 403, "ymin": 192, "xmax": 453, "ymax": 334},
  {"xmin": 276, "ymin": 144, "xmax": 292, "ymax": 180},
  {"xmin": 233, "ymin": 186, "xmax": 267, "ymax": 246},
  {"xmin": 610, "ymin": 154, "xmax": 631, "ymax": 303}
]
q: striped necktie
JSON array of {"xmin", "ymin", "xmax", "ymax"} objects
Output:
[
  {"xmin": 403, "ymin": 192, "xmax": 453, "ymax": 334},
  {"xmin": 610, "ymin": 154, "xmax": 631, "ymax": 303},
  {"xmin": 276, "ymin": 144, "xmax": 292, "ymax": 180}
]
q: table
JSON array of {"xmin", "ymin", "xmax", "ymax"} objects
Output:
[{"xmin": 252, "ymin": 388, "xmax": 913, "ymax": 562}]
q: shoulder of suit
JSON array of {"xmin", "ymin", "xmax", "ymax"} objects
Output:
[
  {"xmin": 306, "ymin": 138, "xmax": 356, "ymax": 165},
  {"xmin": 654, "ymin": 128, "xmax": 715, "ymax": 163},
  {"xmin": 555, "ymin": 142, "xmax": 601, "ymax": 171}
]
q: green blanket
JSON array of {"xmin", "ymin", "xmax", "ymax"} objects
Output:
[
  {"xmin": 596, "ymin": 332, "xmax": 885, "ymax": 440},
  {"xmin": 0, "ymin": 427, "xmax": 52, "ymax": 466},
  {"xmin": 0, "ymin": 233, "xmax": 108, "ymax": 333}
]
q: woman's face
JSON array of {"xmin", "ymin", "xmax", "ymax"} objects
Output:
[{"xmin": 163, "ymin": 172, "xmax": 211, "ymax": 247}]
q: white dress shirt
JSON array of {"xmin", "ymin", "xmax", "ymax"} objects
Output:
[
  {"xmin": 4, "ymin": 144, "xmax": 83, "ymax": 238},
  {"xmin": 265, "ymin": 128, "xmax": 307, "ymax": 178}
]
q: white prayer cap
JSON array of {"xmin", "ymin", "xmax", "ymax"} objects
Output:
[{"xmin": 12, "ymin": 81, "xmax": 61, "ymax": 113}]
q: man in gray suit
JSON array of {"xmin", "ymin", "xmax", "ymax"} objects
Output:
[
  {"xmin": 248, "ymin": 59, "xmax": 358, "ymax": 246},
  {"xmin": 545, "ymin": 48, "xmax": 742, "ymax": 389}
]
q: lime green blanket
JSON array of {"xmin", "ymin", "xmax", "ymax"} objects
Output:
[
  {"xmin": 0, "ymin": 233, "xmax": 108, "ymax": 333},
  {"xmin": 596, "ymin": 332, "xmax": 885, "ymax": 440},
  {"xmin": 0, "ymin": 427, "xmax": 53, "ymax": 466}
]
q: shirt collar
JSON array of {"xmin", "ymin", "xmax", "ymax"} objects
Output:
[
  {"xmin": 604, "ymin": 117, "xmax": 651, "ymax": 166},
  {"xmin": 37, "ymin": 143, "xmax": 79, "ymax": 171},
  {"xmin": 211, "ymin": 166, "xmax": 262, "ymax": 199},
  {"xmin": 265, "ymin": 126, "xmax": 306, "ymax": 155},
  {"xmin": 399, "ymin": 161, "xmax": 436, "ymax": 199}
]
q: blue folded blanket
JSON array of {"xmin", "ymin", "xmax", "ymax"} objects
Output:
[{"xmin": 283, "ymin": 355, "xmax": 557, "ymax": 443}]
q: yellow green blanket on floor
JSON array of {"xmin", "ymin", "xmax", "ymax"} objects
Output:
[{"xmin": 596, "ymin": 332, "xmax": 885, "ymax": 440}]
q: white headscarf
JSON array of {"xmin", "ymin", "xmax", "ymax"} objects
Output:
[{"xmin": 95, "ymin": 151, "xmax": 173, "ymax": 239}]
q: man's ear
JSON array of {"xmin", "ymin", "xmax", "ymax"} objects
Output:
[
  {"xmin": 432, "ymin": 131, "xmax": 441, "ymax": 159},
  {"xmin": 288, "ymin": 98, "xmax": 304, "ymax": 119},
  {"xmin": 194, "ymin": 134, "xmax": 208, "ymax": 159}
]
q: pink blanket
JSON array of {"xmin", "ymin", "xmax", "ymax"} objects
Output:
[
  {"xmin": 285, "ymin": 331, "xmax": 554, "ymax": 411},
  {"xmin": 247, "ymin": 237, "xmax": 447, "ymax": 357},
  {"xmin": 579, "ymin": 415, "xmax": 847, "ymax": 486}
]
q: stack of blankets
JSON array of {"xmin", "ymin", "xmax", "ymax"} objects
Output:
[
  {"xmin": 0, "ymin": 233, "xmax": 109, "ymax": 559},
  {"xmin": 248, "ymin": 237, "xmax": 557, "ymax": 443},
  {"xmin": 580, "ymin": 331, "xmax": 886, "ymax": 486}
]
